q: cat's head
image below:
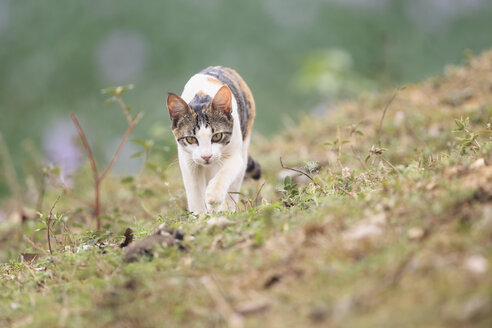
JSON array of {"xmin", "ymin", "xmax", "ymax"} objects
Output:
[{"xmin": 166, "ymin": 85, "xmax": 233, "ymax": 166}]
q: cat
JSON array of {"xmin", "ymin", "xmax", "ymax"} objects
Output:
[{"xmin": 166, "ymin": 66, "xmax": 261, "ymax": 213}]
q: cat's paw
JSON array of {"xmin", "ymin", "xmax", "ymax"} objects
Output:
[
  {"xmin": 206, "ymin": 202, "xmax": 221, "ymax": 213},
  {"xmin": 206, "ymin": 185, "xmax": 226, "ymax": 212}
]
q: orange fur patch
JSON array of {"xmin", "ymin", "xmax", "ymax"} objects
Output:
[{"xmin": 207, "ymin": 77, "xmax": 223, "ymax": 85}]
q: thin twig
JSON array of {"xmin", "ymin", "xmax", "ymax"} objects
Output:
[
  {"xmin": 115, "ymin": 96, "xmax": 133, "ymax": 124},
  {"xmin": 71, "ymin": 113, "xmax": 101, "ymax": 229},
  {"xmin": 253, "ymin": 182, "xmax": 266, "ymax": 206},
  {"xmin": 70, "ymin": 114, "xmax": 99, "ymax": 183},
  {"xmin": 464, "ymin": 127, "xmax": 482, "ymax": 150},
  {"xmin": 351, "ymin": 145, "xmax": 368, "ymax": 170},
  {"xmin": 23, "ymin": 262, "xmax": 42, "ymax": 286},
  {"xmin": 280, "ymin": 158, "xmax": 327, "ymax": 195},
  {"xmin": 280, "ymin": 158, "xmax": 327, "ymax": 194},
  {"xmin": 98, "ymin": 112, "xmax": 143, "ymax": 182},
  {"xmin": 377, "ymin": 87, "xmax": 403, "ymax": 146},
  {"xmin": 23, "ymin": 234, "xmax": 46, "ymax": 254},
  {"xmin": 380, "ymin": 156, "xmax": 399, "ymax": 173},
  {"xmin": 280, "ymin": 157, "xmax": 315, "ymax": 183},
  {"xmin": 227, "ymin": 191, "xmax": 239, "ymax": 211},
  {"xmin": 335, "ymin": 185, "xmax": 357, "ymax": 199},
  {"xmin": 387, "ymin": 249, "xmax": 418, "ymax": 288},
  {"xmin": 337, "ymin": 127, "xmax": 343, "ymax": 169},
  {"xmin": 70, "ymin": 91, "xmax": 142, "ymax": 230},
  {"xmin": 201, "ymin": 275, "xmax": 244, "ymax": 328}
]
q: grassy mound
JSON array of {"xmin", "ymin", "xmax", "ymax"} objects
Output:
[{"xmin": 1, "ymin": 51, "xmax": 492, "ymax": 327}]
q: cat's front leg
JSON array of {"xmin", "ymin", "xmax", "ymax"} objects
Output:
[
  {"xmin": 179, "ymin": 158, "xmax": 207, "ymax": 213},
  {"xmin": 206, "ymin": 154, "xmax": 244, "ymax": 212}
]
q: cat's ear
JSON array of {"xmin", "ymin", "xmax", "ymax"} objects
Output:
[
  {"xmin": 212, "ymin": 85, "xmax": 232, "ymax": 115},
  {"xmin": 167, "ymin": 93, "xmax": 190, "ymax": 121}
]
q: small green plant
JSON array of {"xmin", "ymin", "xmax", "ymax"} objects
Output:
[
  {"xmin": 281, "ymin": 175, "xmax": 299, "ymax": 200},
  {"xmin": 453, "ymin": 117, "xmax": 481, "ymax": 154},
  {"xmin": 71, "ymin": 85, "xmax": 143, "ymax": 230},
  {"xmin": 36, "ymin": 195, "xmax": 62, "ymax": 254}
]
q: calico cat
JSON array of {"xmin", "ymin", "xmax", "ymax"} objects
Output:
[{"xmin": 166, "ymin": 66, "xmax": 261, "ymax": 213}]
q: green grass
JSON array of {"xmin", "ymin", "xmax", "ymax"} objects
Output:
[{"xmin": 1, "ymin": 51, "xmax": 492, "ymax": 327}]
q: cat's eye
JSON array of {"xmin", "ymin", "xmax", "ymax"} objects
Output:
[
  {"xmin": 211, "ymin": 133, "xmax": 223, "ymax": 143},
  {"xmin": 186, "ymin": 136, "xmax": 197, "ymax": 145}
]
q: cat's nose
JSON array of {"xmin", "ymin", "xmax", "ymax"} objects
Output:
[{"xmin": 201, "ymin": 155, "xmax": 212, "ymax": 163}]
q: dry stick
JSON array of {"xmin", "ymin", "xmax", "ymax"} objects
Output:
[
  {"xmin": 376, "ymin": 87, "xmax": 403, "ymax": 147},
  {"xmin": 227, "ymin": 191, "xmax": 239, "ymax": 211},
  {"xmin": 463, "ymin": 126, "xmax": 482, "ymax": 151},
  {"xmin": 98, "ymin": 112, "xmax": 143, "ymax": 182},
  {"xmin": 351, "ymin": 145, "xmax": 369, "ymax": 170},
  {"xmin": 380, "ymin": 156, "xmax": 398, "ymax": 173},
  {"xmin": 336, "ymin": 184, "xmax": 357, "ymax": 199},
  {"xmin": 336, "ymin": 126, "xmax": 343, "ymax": 169},
  {"xmin": 253, "ymin": 181, "xmax": 266, "ymax": 206},
  {"xmin": 280, "ymin": 157, "xmax": 315, "ymax": 183},
  {"xmin": 114, "ymin": 96, "xmax": 133, "ymax": 124},
  {"xmin": 280, "ymin": 157, "xmax": 327, "ymax": 195},
  {"xmin": 23, "ymin": 234, "xmax": 46, "ymax": 254},
  {"xmin": 71, "ymin": 110, "xmax": 143, "ymax": 230},
  {"xmin": 71, "ymin": 113, "xmax": 101, "ymax": 229},
  {"xmin": 23, "ymin": 262, "xmax": 42, "ymax": 285},
  {"xmin": 201, "ymin": 275, "xmax": 244, "ymax": 328}
]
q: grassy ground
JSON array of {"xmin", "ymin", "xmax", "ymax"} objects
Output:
[{"xmin": 1, "ymin": 51, "xmax": 492, "ymax": 328}]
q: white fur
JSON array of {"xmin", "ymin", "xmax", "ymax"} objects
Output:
[{"xmin": 177, "ymin": 74, "xmax": 250, "ymax": 213}]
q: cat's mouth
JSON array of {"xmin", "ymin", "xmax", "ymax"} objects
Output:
[{"xmin": 195, "ymin": 159, "xmax": 213, "ymax": 166}]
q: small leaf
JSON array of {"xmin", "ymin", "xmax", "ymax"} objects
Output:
[
  {"xmin": 130, "ymin": 151, "xmax": 143, "ymax": 159},
  {"xmin": 132, "ymin": 139, "xmax": 153, "ymax": 150},
  {"xmin": 146, "ymin": 162, "xmax": 158, "ymax": 171},
  {"xmin": 138, "ymin": 189, "xmax": 155, "ymax": 197},
  {"xmin": 101, "ymin": 84, "xmax": 134, "ymax": 96},
  {"xmin": 121, "ymin": 176, "xmax": 134, "ymax": 184},
  {"xmin": 104, "ymin": 97, "xmax": 116, "ymax": 106},
  {"xmin": 284, "ymin": 175, "xmax": 292, "ymax": 186},
  {"xmin": 455, "ymin": 119, "xmax": 464, "ymax": 130},
  {"xmin": 101, "ymin": 215, "xmax": 113, "ymax": 222},
  {"xmin": 101, "ymin": 87, "xmax": 118, "ymax": 95}
]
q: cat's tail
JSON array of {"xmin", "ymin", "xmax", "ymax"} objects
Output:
[{"xmin": 245, "ymin": 156, "xmax": 261, "ymax": 180}]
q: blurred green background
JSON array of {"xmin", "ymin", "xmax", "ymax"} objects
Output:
[{"xmin": 1, "ymin": 0, "xmax": 492, "ymax": 197}]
